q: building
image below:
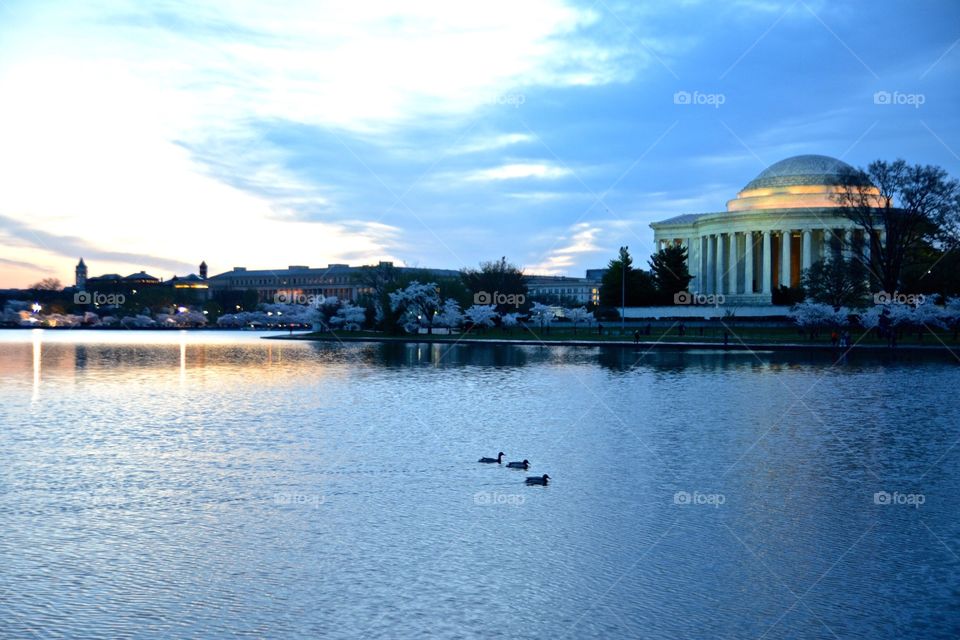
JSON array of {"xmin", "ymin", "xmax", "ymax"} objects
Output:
[
  {"xmin": 526, "ymin": 271, "xmax": 602, "ymax": 306},
  {"xmin": 74, "ymin": 259, "xmax": 210, "ymax": 299},
  {"xmin": 84, "ymin": 270, "xmax": 161, "ymax": 289},
  {"xmin": 75, "ymin": 258, "xmax": 87, "ymax": 290},
  {"xmin": 206, "ymin": 262, "xmax": 461, "ymax": 303},
  {"xmin": 650, "ymin": 154, "xmax": 882, "ymax": 305}
]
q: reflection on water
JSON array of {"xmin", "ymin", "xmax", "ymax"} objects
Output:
[{"xmin": 1, "ymin": 329, "xmax": 959, "ymax": 639}]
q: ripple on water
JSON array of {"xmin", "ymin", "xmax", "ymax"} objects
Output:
[{"xmin": 0, "ymin": 331, "xmax": 958, "ymax": 639}]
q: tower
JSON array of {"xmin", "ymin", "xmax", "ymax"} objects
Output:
[
  {"xmin": 76, "ymin": 258, "xmax": 87, "ymax": 290},
  {"xmin": 199, "ymin": 261, "xmax": 208, "ymax": 280}
]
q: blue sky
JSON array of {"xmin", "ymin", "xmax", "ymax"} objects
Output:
[{"xmin": 0, "ymin": 0, "xmax": 958, "ymax": 287}]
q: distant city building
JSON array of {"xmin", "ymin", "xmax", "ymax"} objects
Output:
[
  {"xmin": 66, "ymin": 257, "xmax": 605, "ymax": 308},
  {"xmin": 526, "ymin": 270, "xmax": 602, "ymax": 306},
  {"xmin": 84, "ymin": 270, "xmax": 160, "ymax": 288},
  {"xmin": 169, "ymin": 273, "xmax": 209, "ymax": 291},
  {"xmin": 650, "ymin": 155, "xmax": 883, "ymax": 305},
  {"xmin": 73, "ymin": 259, "xmax": 209, "ymax": 299},
  {"xmin": 584, "ymin": 268, "xmax": 607, "ymax": 281},
  {"xmin": 206, "ymin": 262, "xmax": 460, "ymax": 303}
]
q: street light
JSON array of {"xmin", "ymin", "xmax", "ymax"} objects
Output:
[
  {"xmin": 621, "ymin": 246, "xmax": 627, "ymax": 332},
  {"xmin": 31, "ymin": 302, "xmax": 42, "ymax": 314}
]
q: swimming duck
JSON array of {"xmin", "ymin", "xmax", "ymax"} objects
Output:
[
  {"xmin": 506, "ymin": 459, "xmax": 530, "ymax": 469},
  {"xmin": 478, "ymin": 452, "xmax": 505, "ymax": 464},
  {"xmin": 525, "ymin": 474, "xmax": 550, "ymax": 485}
]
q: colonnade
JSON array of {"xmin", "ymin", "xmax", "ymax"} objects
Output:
[{"xmin": 656, "ymin": 227, "xmax": 876, "ymax": 297}]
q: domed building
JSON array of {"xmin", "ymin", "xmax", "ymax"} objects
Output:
[{"xmin": 650, "ymin": 154, "xmax": 883, "ymax": 305}]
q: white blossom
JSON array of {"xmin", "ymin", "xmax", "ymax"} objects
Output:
[
  {"xmin": 464, "ymin": 304, "xmax": 497, "ymax": 328},
  {"xmin": 433, "ymin": 298, "xmax": 463, "ymax": 329}
]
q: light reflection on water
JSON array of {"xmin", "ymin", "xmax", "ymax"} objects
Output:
[{"xmin": 0, "ymin": 329, "xmax": 958, "ymax": 639}]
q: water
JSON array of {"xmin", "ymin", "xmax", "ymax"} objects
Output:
[{"xmin": 1, "ymin": 329, "xmax": 958, "ymax": 639}]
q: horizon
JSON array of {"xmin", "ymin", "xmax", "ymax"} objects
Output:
[{"xmin": 2, "ymin": 1, "xmax": 958, "ymax": 288}]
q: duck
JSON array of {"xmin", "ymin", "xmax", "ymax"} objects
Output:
[
  {"xmin": 478, "ymin": 451, "xmax": 505, "ymax": 464},
  {"xmin": 506, "ymin": 459, "xmax": 530, "ymax": 470},
  {"xmin": 525, "ymin": 474, "xmax": 550, "ymax": 486}
]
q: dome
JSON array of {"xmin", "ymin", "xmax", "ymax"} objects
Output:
[{"xmin": 726, "ymin": 154, "xmax": 876, "ymax": 212}]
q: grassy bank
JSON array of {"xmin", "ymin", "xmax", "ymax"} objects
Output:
[{"xmin": 268, "ymin": 325, "xmax": 960, "ymax": 350}]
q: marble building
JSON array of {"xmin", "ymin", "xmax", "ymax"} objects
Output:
[{"xmin": 650, "ymin": 154, "xmax": 883, "ymax": 305}]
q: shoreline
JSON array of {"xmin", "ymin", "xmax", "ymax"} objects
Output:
[{"xmin": 264, "ymin": 332, "xmax": 958, "ymax": 354}]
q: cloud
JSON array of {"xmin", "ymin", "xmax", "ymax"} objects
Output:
[
  {"xmin": 526, "ymin": 222, "xmax": 602, "ymax": 274},
  {"xmin": 452, "ymin": 134, "xmax": 535, "ymax": 155},
  {"xmin": 466, "ymin": 163, "xmax": 573, "ymax": 182},
  {"xmin": 0, "ymin": 257, "xmax": 52, "ymax": 273},
  {"xmin": 0, "ymin": 215, "xmax": 195, "ymax": 274},
  {"xmin": 0, "ymin": 0, "xmax": 645, "ymax": 286},
  {"xmin": 17, "ymin": 0, "xmax": 633, "ymax": 134}
]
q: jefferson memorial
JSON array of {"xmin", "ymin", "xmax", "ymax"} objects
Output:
[{"xmin": 650, "ymin": 154, "xmax": 881, "ymax": 305}]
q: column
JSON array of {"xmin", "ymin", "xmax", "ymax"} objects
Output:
[
  {"xmin": 727, "ymin": 232, "xmax": 738, "ymax": 295},
  {"xmin": 705, "ymin": 234, "xmax": 715, "ymax": 295},
  {"xmin": 714, "ymin": 234, "xmax": 724, "ymax": 295},
  {"xmin": 862, "ymin": 230, "xmax": 871, "ymax": 265},
  {"xmin": 686, "ymin": 236, "xmax": 697, "ymax": 291},
  {"xmin": 696, "ymin": 237, "xmax": 705, "ymax": 292},
  {"xmin": 762, "ymin": 230, "xmax": 772, "ymax": 295},
  {"xmin": 743, "ymin": 231, "xmax": 754, "ymax": 294},
  {"xmin": 780, "ymin": 230, "xmax": 792, "ymax": 288},
  {"xmin": 802, "ymin": 229, "xmax": 813, "ymax": 271},
  {"xmin": 843, "ymin": 228, "xmax": 854, "ymax": 260}
]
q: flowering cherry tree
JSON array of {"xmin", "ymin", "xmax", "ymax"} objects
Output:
[
  {"xmin": 331, "ymin": 303, "xmax": 367, "ymax": 331},
  {"xmin": 564, "ymin": 307, "xmax": 592, "ymax": 335},
  {"xmin": 529, "ymin": 302, "xmax": 555, "ymax": 332},
  {"xmin": 433, "ymin": 298, "xmax": 464, "ymax": 330},
  {"xmin": 788, "ymin": 301, "xmax": 849, "ymax": 333},
  {"xmin": 501, "ymin": 312, "xmax": 520, "ymax": 333},
  {"xmin": 388, "ymin": 281, "xmax": 441, "ymax": 334}
]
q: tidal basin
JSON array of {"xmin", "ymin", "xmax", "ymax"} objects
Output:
[{"xmin": 1, "ymin": 330, "xmax": 958, "ymax": 639}]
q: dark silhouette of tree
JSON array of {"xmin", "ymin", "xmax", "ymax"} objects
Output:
[
  {"xmin": 599, "ymin": 247, "xmax": 657, "ymax": 308},
  {"xmin": 649, "ymin": 245, "xmax": 693, "ymax": 303},
  {"xmin": 800, "ymin": 258, "xmax": 869, "ymax": 308},
  {"xmin": 30, "ymin": 278, "xmax": 62, "ymax": 291},
  {"xmin": 834, "ymin": 159, "xmax": 960, "ymax": 293},
  {"xmin": 460, "ymin": 257, "xmax": 528, "ymax": 313}
]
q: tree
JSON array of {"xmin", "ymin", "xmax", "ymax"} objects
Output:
[
  {"xmin": 460, "ymin": 257, "xmax": 528, "ymax": 313},
  {"xmin": 565, "ymin": 307, "xmax": 592, "ymax": 335},
  {"xmin": 353, "ymin": 261, "xmax": 399, "ymax": 328},
  {"xmin": 202, "ymin": 300, "xmax": 222, "ymax": 323},
  {"xmin": 649, "ymin": 245, "xmax": 692, "ymax": 302},
  {"xmin": 30, "ymin": 278, "xmax": 62, "ymax": 291},
  {"xmin": 800, "ymin": 257, "xmax": 869, "ymax": 308},
  {"xmin": 331, "ymin": 303, "xmax": 367, "ymax": 331},
  {"xmin": 501, "ymin": 312, "xmax": 520, "ymax": 334},
  {"xmin": 464, "ymin": 304, "xmax": 498, "ymax": 330},
  {"xmin": 789, "ymin": 301, "xmax": 850, "ymax": 334},
  {"xmin": 528, "ymin": 302, "xmax": 555, "ymax": 332},
  {"xmin": 599, "ymin": 247, "xmax": 657, "ymax": 309},
  {"xmin": 433, "ymin": 298, "xmax": 463, "ymax": 329},
  {"xmin": 388, "ymin": 281, "xmax": 441, "ymax": 334},
  {"xmin": 834, "ymin": 160, "xmax": 960, "ymax": 293}
]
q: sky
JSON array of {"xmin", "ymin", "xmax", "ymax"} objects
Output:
[{"xmin": 0, "ymin": 0, "xmax": 958, "ymax": 288}]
